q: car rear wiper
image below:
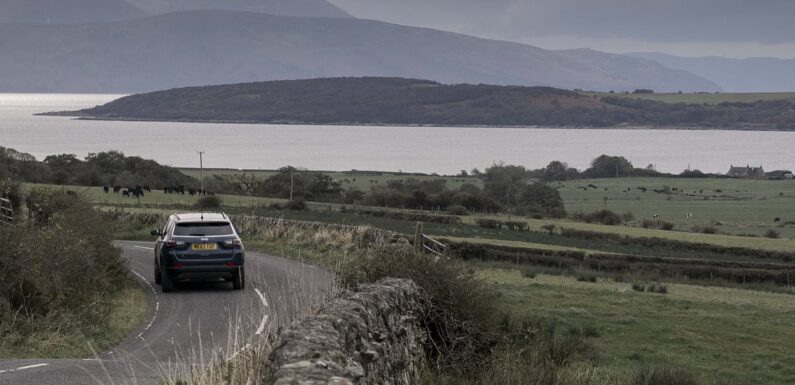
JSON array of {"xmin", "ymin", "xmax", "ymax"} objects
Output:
[{"xmin": 189, "ymin": 233, "xmax": 206, "ymax": 236}]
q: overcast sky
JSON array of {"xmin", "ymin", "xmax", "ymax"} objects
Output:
[{"xmin": 329, "ymin": 0, "xmax": 795, "ymax": 58}]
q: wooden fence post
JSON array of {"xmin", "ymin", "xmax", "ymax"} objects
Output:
[{"xmin": 414, "ymin": 222, "xmax": 424, "ymax": 253}]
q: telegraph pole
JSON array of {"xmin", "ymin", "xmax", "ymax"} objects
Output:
[{"xmin": 198, "ymin": 151, "xmax": 205, "ymax": 195}]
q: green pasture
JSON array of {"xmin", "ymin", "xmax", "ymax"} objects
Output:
[
  {"xmin": 553, "ymin": 177, "xmax": 795, "ymax": 238},
  {"xmin": 484, "ymin": 267, "xmax": 795, "ymax": 384},
  {"xmin": 585, "ymin": 91, "xmax": 795, "ymax": 105}
]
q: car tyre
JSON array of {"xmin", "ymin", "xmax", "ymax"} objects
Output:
[
  {"xmin": 161, "ymin": 267, "xmax": 174, "ymax": 293},
  {"xmin": 154, "ymin": 263, "xmax": 162, "ymax": 285},
  {"xmin": 233, "ymin": 268, "xmax": 245, "ymax": 290}
]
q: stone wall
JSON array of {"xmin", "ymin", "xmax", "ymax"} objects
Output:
[{"xmin": 269, "ymin": 278, "xmax": 426, "ymax": 385}]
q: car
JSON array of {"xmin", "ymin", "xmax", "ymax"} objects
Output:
[{"xmin": 151, "ymin": 213, "xmax": 245, "ymax": 292}]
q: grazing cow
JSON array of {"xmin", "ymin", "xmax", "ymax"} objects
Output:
[
  {"xmin": 652, "ymin": 214, "xmax": 661, "ymax": 220},
  {"xmin": 103, "ymin": 186, "xmax": 110, "ymax": 194},
  {"xmin": 188, "ymin": 189, "xmax": 196, "ymax": 196},
  {"xmin": 113, "ymin": 185, "xmax": 121, "ymax": 193},
  {"xmin": 774, "ymin": 217, "xmax": 781, "ymax": 223},
  {"xmin": 715, "ymin": 189, "xmax": 723, "ymax": 193},
  {"xmin": 122, "ymin": 189, "xmax": 130, "ymax": 197},
  {"xmin": 143, "ymin": 185, "xmax": 151, "ymax": 193}
]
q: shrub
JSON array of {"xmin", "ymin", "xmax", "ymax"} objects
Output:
[
  {"xmin": 285, "ymin": 198, "xmax": 307, "ymax": 211},
  {"xmin": 765, "ymin": 229, "xmax": 780, "ymax": 239},
  {"xmin": 692, "ymin": 225, "xmax": 718, "ymax": 234},
  {"xmin": 0, "ymin": 180, "xmax": 23, "ymax": 215},
  {"xmin": 196, "ymin": 195, "xmax": 222, "ymax": 209},
  {"xmin": 578, "ymin": 209, "xmax": 622, "ymax": 225},
  {"xmin": 632, "ymin": 364, "xmax": 699, "ymax": 385},
  {"xmin": 0, "ymin": 192, "xmax": 129, "ymax": 344},
  {"xmin": 660, "ymin": 222, "xmax": 675, "ymax": 231},
  {"xmin": 475, "ymin": 218, "xmax": 501, "ymax": 229},
  {"xmin": 631, "ymin": 283, "xmax": 646, "ymax": 292},
  {"xmin": 447, "ymin": 205, "xmax": 471, "ymax": 216}
]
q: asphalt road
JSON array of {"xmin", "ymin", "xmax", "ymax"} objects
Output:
[{"xmin": 0, "ymin": 241, "xmax": 334, "ymax": 385}]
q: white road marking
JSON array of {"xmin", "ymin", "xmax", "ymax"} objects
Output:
[
  {"xmin": 0, "ymin": 363, "xmax": 49, "ymax": 375},
  {"xmin": 131, "ymin": 271, "xmax": 160, "ymax": 339},
  {"xmin": 254, "ymin": 288, "xmax": 269, "ymax": 308},
  {"xmin": 133, "ymin": 245, "xmax": 154, "ymax": 251},
  {"xmin": 253, "ymin": 288, "xmax": 270, "ymax": 335}
]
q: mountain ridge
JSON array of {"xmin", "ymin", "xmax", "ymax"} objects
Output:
[
  {"xmin": 628, "ymin": 52, "xmax": 795, "ymax": 92},
  {"xmin": 0, "ymin": 9, "xmax": 721, "ymax": 94}
]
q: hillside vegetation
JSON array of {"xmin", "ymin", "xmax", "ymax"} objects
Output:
[{"xmin": 61, "ymin": 77, "xmax": 795, "ymax": 129}]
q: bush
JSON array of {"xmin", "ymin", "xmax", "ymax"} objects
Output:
[
  {"xmin": 660, "ymin": 222, "xmax": 675, "ymax": 231},
  {"xmin": 632, "ymin": 364, "xmax": 699, "ymax": 385},
  {"xmin": 285, "ymin": 198, "xmax": 307, "ymax": 211},
  {"xmin": 475, "ymin": 218, "xmax": 501, "ymax": 229},
  {"xmin": 0, "ymin": 192, "xmax": 129, "ymax": 344},
  {"xmin": 631, "ymin": 283, "xmax": 646, "ymax": 292},
  {"xmin": 765, "ymin": 229, "xmax": 780, "ymax": 239},
  {"xmin": 196, "ymin": 195, "xmax": 222, "ymax": 209},
  {"xmin": 447, "ymin": 205, "xmax": 471, "ymax": 216},
  {"xmin": 542, "ymin": 224, "xmax": 556, "ymax": 235},
  {"xmin": 692, "ymin": 225, "xmax": 718, "ymax": 234},
  {"xmin": 577, "ymin": 210, "xmax": 623, "ymax": 225},
  {"xmin": 0, "ymin": 180, "xmax": 23, "ymax": 216}
]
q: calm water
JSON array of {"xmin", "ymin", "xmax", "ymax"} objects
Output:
[{"xmin": 1, "ymin": 93, "xmax": 793, "ymax": 174}]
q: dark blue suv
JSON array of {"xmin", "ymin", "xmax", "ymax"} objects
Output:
[{"xmin": 152, "ymin": 213, "xmax": 245, "ymax": 292}]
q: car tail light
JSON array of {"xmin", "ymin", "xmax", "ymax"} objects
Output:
[
  {"xmin": 223, "ymin": 239, "xmax": 243, "ymax": 248},
  {"xmin": 163, "ymin": 240, "xmax": 186, "ymax": 249},
  {"xmin": 225, "ymin": 261, "xmax": 238, "ymax": 267}
]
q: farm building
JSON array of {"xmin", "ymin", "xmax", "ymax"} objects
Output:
[
  {"xmin": 766, "ymin": 170, "xmax": 794, "ymax": 180},
  {"xmin": 727, "ymin": 165, "xmax": 765, "ymax": 178}
]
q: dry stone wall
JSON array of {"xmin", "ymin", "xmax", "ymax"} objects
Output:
[{"xmin": 269, "ymin": 278, "xmax": 426, "ymax": 385}]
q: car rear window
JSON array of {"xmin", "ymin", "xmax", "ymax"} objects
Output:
[{"xmin": 174, "ymin": 222, "xmax": 234, "ymax": 236}]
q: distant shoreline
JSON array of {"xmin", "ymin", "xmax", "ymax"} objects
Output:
[{"xmin": 37, "ymin": 113, "xmax": 792, "ymax": 132}]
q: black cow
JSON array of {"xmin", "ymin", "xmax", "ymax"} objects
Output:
[
  {"xmin": 113, "ymin": 185, "xmax": 122, "ymax": 193},
  {"xmin": 774, "ymin": 217, "xmax": 781, "ymax": 223},
  {"xmin": 122, "ymin": 189, "xmax": 130, "ymax": 197},
  {"xmin": 188, "ymin": 189, "xmax": 196, "ymax": 196},
  {"xmin": 103, "ymin": 186, "xmax": 110, "ymax": 194},
  {"xmin": 143, "ymin": 185, "xmax": 151, "ymax": 193}
]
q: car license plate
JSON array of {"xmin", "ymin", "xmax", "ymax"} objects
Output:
[{"xmin": 192, "ymin": 243, "xmax": 217, "ymax": 251}]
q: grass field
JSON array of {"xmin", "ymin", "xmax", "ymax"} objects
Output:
[
  {"xmin": 178, "ymin": 168, "xmax": 482, "ymax": 191},
  {"xmin": 483, "ymin": 266, "xmax": 795, "ymax": 384},
  {"xmin": 555, "ymin": 177, "xmax": 795, "ymax": 238},
  {"xmin": 585, "ymin": 91, "xmax": 795, "ymax": 105}
]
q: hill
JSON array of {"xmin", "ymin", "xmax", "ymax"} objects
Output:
[
  {"xmin": 55, "ymin": 77, "xmax": 795, "ymax": 130},
  {"xmin": 127, "ymin": 0, "xmax": 352, "ymax": 18},
  {"xmin": 0, "ymin": 10, "xmax": 720, "ymax": 93},
  {"xmin": 0, "ymin": 0, "xmax": 147, "ymax": 24},
  {"xmin": 628, "ymin": 52, "xmax": 795, "ymax": 93}
]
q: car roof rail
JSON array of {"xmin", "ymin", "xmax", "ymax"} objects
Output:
[{"xmin": 221, "ymin": 212, "xmax": 228, "ymax": 219}]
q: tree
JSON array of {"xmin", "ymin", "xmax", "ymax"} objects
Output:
[
  {"xmin": 541, "ymin": 161, "xmax": 579, "ymax": 181},
  {"xmin": 584, "ymin": 155, "xmax": 634, "ymax": 178},
  {"xmin": 481, "ymin": 163, "xmax": 532, "ymax": 211},
  {"xmin": 519, "ymin": 183, "xmax": 565, "ymax": 217}
]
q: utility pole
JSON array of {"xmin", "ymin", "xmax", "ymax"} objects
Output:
[
  {"xmin": 289, "ymin": 172, "xmax": 294, "ymax": 201},
  {"xmin": 198, "ymin": 151, "xmax": 205, "ymax": 195}
]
